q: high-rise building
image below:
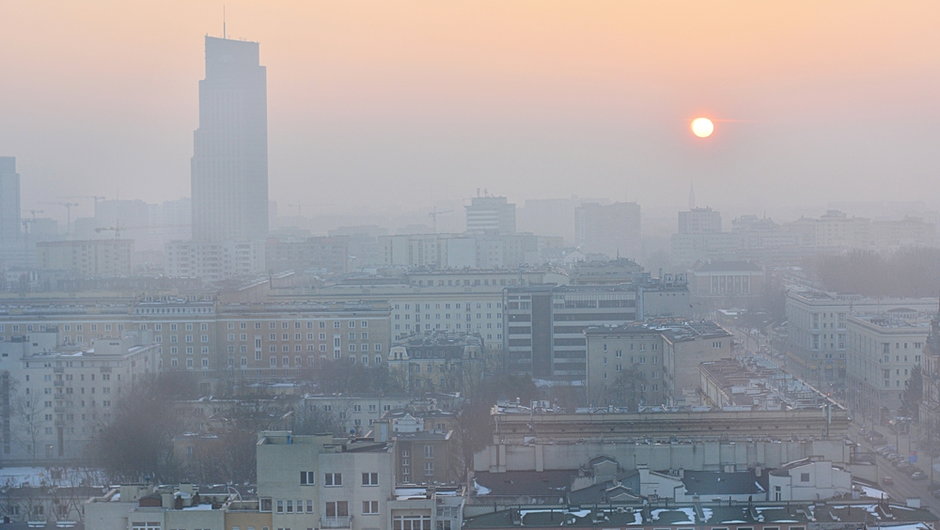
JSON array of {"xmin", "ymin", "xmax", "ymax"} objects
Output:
[
  {"xmin": 191, "ymin": 36, "xmax": 268, "ymax": 243},
  {"xmin": 0, "ymin": 157, "xmax": 21, "ymax": 247},
  {"xmin": 465, "ymin": 196, "xmax": 515, "ymax": 234}
]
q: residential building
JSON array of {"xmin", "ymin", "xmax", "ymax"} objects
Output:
[
  {"xmin": 0, "ymin": 296, "xmax": 392, "ymax": 387},
  {"xmin": 36, "ymin": 239, "xmax": 133, "ymax": 278},
  {"xmin": 784, "ymin": 288, "xmax": 936, "ymax": 387},
  {"xmin": 299, "ymin": 395, "xmax": 415, "ymax": 436},
  {"xmin": 256, "ymin": 431, "xmax": 395, "ymax": 530},
  {"xmin": 4, "ymin": 335, "xmax": 160, "ymax": 463},
  {"xmin": 584, "ymin": 320, "xmax": 732, "ymax": 407},
  {"xmin": 165, "ymin": 238, "xmax": 266, "ymax": 281},
  {"xmin": 504, "ymin": 285, "xmax": 638, "ymax": 380},
  {"xmin": 388, "ymin": 332, "xmax": 485, "ymax": 394},
  {"xmin": 845, "ymin": 311, "xmax": 930, "ymax": 422}
]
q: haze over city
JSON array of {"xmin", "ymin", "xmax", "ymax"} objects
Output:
[
  {"xmin": 4, "ymin": 3, "xmax": 940, "ymax": 530},
  {"xmin": 3, "ymin": 1, "xmax": 940, "ymax": 223}
]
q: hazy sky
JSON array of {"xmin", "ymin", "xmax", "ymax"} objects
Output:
[{"xmin": 2, "ymin": 1, "xmax": 939, "ymax": 221}]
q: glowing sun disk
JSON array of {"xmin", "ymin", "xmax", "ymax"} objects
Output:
[{"xmin": 691, "ymin": 117, "xmax": 715, "ymax": 138}]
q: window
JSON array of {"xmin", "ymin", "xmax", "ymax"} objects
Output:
[
  {"xmin": 800, "ymin": 472, "xmax": 810, "ymax": 482},
  {"xmin": 326, "ymin": 500, "xmax": 348, "ymax": 517},
  {"xmin": 424, "ymin": 461, "xmax": 434, "ymax": 476},
  {"xmin": 362, "ymin": 472, "xmax": 378, "ymax": 486},
  {"xmin": 325, "ymin": 472, "xmax": 342, "ymax": 486},
  {"xmin": 362, "ymin": 500, "xmax": 379, "ymax": 514},
  {"xmin": 394, "ymin": 515, "xmax": 432, "ymax": 530},
  {"xmin": 300, "ymin": 471, "xmax": 315, "ymax": 485},
  {"xmin": 424, "ymin": 445, "xmax": 434, "ymax": 458}
]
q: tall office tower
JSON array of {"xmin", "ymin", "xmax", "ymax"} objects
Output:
[
  {"xmin": 0, "ymin": 157, "xmax": 21, "ymax": 247},
  {"xmin": 191, "ymin": 36, "xmax": 268, "ymax": 242},
  {"xmin": 678, "ymin": 207, "xmax": 722, "ymax": 234},
  {"xmin": 465, "ymin": 195, "xmax": 516, "ymax": 234},
  {"xmin": 575, "ymin": 202, "xmax": 642, "ymax": 258}
]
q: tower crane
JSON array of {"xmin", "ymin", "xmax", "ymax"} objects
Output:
[{"xmin": 428, "ymin": 208, "xmax": 453, "ymax": 233}]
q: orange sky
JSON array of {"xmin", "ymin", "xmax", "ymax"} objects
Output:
[{"xmin": 2, "ymin": 1, "xmax": 939, "ymax": 218}]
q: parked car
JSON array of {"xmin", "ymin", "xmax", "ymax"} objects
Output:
[
  {"xmin": 912, "ymin": 471, "xmax": 927, "ymax": 480},
  {"xmin": 883, "ymin": 476, "xmax": 894, "ymax": 485}
]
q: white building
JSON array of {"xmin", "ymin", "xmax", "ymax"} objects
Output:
[
  {"xmin": 785, "ymin": 288, "xmax": 936, "ymax": 387},
  {"xmin": 4, "ymin": 335, "xmax": 160, "ymax": 462},
  {"xmin": 845, "ymin": 310, "xmax": 931, "ymax": 421},
  {"xmin": 465, "ymin": 196, "xmax": 516, "ymax": 234}
]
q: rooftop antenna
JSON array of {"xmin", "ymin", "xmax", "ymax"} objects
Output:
[{"xmin": 223, "ymin": 4, "xmax": 227, "ymax": 39}]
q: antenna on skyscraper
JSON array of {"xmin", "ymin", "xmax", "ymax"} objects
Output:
[
  {"xmin": 689, "ymin": 178, "xmax": 696, "ymax": 210},
  {"xmin": 223, "ymin": 4, "xmax": 227, "ymax": 39}
]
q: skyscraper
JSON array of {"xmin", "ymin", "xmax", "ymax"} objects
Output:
[
  {"xmin": 191, "ymin": 36, "xmax": 268, "ymax": 243},
  {"xmin": 0, "ymin": 157, "xmax": 21, "ymax": 247}
]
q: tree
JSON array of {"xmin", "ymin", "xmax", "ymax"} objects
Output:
[
  {"xmin": 89, "ymin": 372, "xmax": 193, "ymax": 482},
  {"xmin": 900, "ymin": 364, "xmax": 923, "ymax": 421}
]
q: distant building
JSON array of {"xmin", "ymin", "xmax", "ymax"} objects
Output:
[
  {"xmin": 504, "ymin": 285, "xmax": 638, "ymax": 380},
  {"xmin": 785, "ymin": 288, "xmax": 937, "ymax": 387},
  {"xmin": 191, "ymin": 36, "xmax": 268, "ymax": 243},
  {"xmin": 165, "ymin": 239, "xmax": 265, "ymax": 281},
  {"xmin": 465, "ymin": 196, "xmax": 516, "ymax": 234},
  {"xmin": 678, "ymin": 207, "xmax": 722, "ymax": 234},
  {"xmin": 388, "ymin": 332, "xmax": 485, "ymax": 393},
  {"xmin": 36, "ymin": 239, "xmax": 133, "ymax": 278},
  {"xmin": 584, "ymin": 320, "xmax": 732, "ymax": 407},
  {"xmin": 0, "ymin": 157, "xmax": 21, "ymax": 250},
  {"xmin": 574, "ymin": 202, "xmax": 642, "ymax": 259},
  {"xmin": 688, "ymin": 260, "xmax": 764, "ymax": 313}
]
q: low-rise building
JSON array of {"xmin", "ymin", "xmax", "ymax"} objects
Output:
[{"xmin": 388, "ymin": 332, "xmax": 485, "ymax": 393}]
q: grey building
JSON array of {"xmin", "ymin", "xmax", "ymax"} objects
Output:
[
  {"xmin": 465, "ymin": 196, "xmax": 516, "ymax": 234},
  {"xmin": 191, "ymin": 36, "xmax": 268, "ymax": 243},
  {"xmin": 503, "ymin": 285, "xmax": 637, "ymax": 380}
]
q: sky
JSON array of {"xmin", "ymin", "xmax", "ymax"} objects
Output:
[{"xmin": 2, "ymin": 1, "xmax": 939, "ymax": 222}]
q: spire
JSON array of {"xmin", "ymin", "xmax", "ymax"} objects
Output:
[
  {"xmin": 223, "ymin": 4, "xmax": 227, "ymax": 39},
  {"xmin": 688, "ymin": 179, "xmax": 696, "ymax": 210}
]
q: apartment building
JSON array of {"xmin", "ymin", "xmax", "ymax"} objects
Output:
[
  {"xmin": 784, "ymin": 288, "xmax": 936, "ymax": 387},
  {"xmin": 503, "ymin": 285, "xmax": 637, "ymax": 380},
  {"xmin": 0, "ymin": 296, "xmax": 391, "ymax": 389},
  {"xmin": 845, "ymin": 310, "xmax": 931, "ymax": 421},
  {"xmin": 584, "ymin": 320, "xmax": 732, "ymax": 407},
  {"xmin": 387, "ymin": 332, "xmax": 485, "ymax": 394},
  {"xmin": 3, "ymin": 336, "xmax": 160, "ymax": 462}
]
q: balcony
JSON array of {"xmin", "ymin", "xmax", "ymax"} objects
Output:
[{"xmin": 321, "ymin": 516, "xmax": 353, "ymax": 528}]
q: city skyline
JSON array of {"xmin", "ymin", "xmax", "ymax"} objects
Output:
[{"xmin": 2, "ymin": 1, "xmax": 939, "ymax": 221}]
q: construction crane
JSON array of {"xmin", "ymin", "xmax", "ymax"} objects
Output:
[
  {"xmin": 288, "ymin": 203, "xmax": 310, "ymax": 217},
  {"xmin": 67, "ymin": 195, "xmax": 106, "ymax": 217},
  {"xmin": 42, "ymin": 202, "xmax": 79, "ymax": 234},
  {"xmin": 428, "ymin": 208, "xmax": 453, "ymax": 233}
]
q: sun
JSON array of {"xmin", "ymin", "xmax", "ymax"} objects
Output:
[{"xmin": 690, "ymin": 117, "xmax": 715, "ymax": 138}]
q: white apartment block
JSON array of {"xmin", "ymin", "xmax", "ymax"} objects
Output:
[
  {"xmin": 845, "ymin": 311, "xmax": 931, "ymax": 421},
  {"xmin": 257, "ymin": 431, "xmax": 397, "ymax": 530},
  {"xmin": 785, "ymin": 288, "xmax": 936, "ymax": 387},
  {"xmin": 165, "ymin": 239, "xmax": 266, "ymax": 281},
  {"xmin": 3, "ymin": 336, "xmax": 160, "ymax": 462}
]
